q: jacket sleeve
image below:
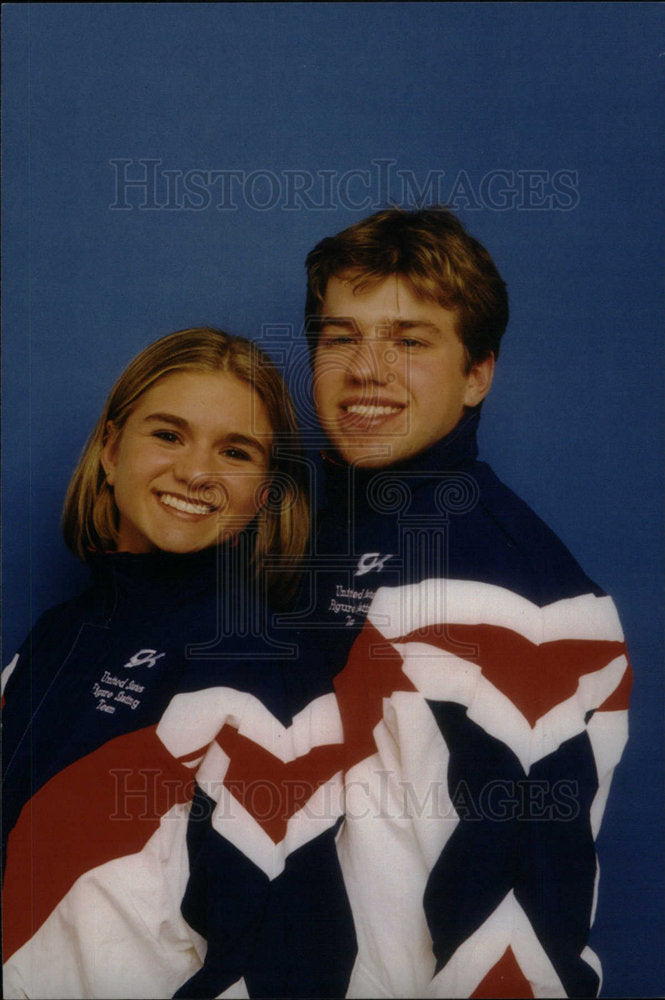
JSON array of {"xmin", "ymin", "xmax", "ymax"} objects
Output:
[
  {"xmin": 417, "ymin": 588, "xmax": 630, "ymax": 998},
  {"xmin": 3, "ymin": 801, "xmax": 205, "ymax": 1000},
  {"xmin": 3, "ymin": 697, "xmax": 207, "ymax": 999},
  {"xmin": 2, "ymin": 606, "xmax": 86, "ymax": 848},
  {"xmin": 2, "ymin": 665, "xmax": 211, "ymax": 995},
  {"xmin": 338, "ymin": 580, "xmax": 631, "ymax": 999},
  {"xmin": 3, "ymin": 631, "xmax": 44, "ymax": 861}
]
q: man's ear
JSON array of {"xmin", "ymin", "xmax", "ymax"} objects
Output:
[
  {"xmin": 100, "ymin": 421, "xmax": 120, "ymax": 486},
  {"xmin": 463, "ymin": 353, "xmax": 495, "ymax": 408}
]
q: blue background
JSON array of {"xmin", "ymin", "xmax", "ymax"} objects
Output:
[{"xmin": 3, "ymin": 4, "xmax": 663, "ymax": 995}]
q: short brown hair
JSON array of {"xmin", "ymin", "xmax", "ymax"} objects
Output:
[
  {"xmin": 62, "ymin": 327, "xmax": 308, "ymax": 605},
  {"xmin": 305, "ymin": 207, "xmax": 508, "ymax": 367}
]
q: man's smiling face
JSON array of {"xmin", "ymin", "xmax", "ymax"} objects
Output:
[{"xmin": 313, "ymin": 273, "xmax": 494, "ymax": 467}]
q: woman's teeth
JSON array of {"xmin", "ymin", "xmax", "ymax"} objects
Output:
[{"xmin": 158, "ymin": 493, "xmax": 213, "ymax": 515}]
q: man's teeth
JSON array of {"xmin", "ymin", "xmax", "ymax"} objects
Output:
[
  {"xmin": 159, "ymin": 493, "xmax": 213, "ymax": 515},
  {"xmin": 345, "ymin": 404, "xmax": 402, "ymax": 416}
]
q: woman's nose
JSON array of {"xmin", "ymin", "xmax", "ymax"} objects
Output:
[{"xmin": 172, "ymin": 444, "xmax": 213, "ymax": 488}]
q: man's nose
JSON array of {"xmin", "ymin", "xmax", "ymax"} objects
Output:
[{"xmin": 346, "ymin": 339, "xmax": 393, "ymax": 385}]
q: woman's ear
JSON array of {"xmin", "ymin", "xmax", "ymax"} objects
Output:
[{"xmin": 100, "ymin": 421, "xmax": 119, "ymax": 486}]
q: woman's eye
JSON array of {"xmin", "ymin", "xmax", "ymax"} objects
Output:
[
  {"xmin": 395, "ymin": 338, "xmax": 424, "ymax": 349},
  {"xmin": 153, "ymin": 430, "xmax": 179, "ymax": 443},
  {"xmin": 224, "ymin": 448, "xmax": 251, "ymax": 461}
]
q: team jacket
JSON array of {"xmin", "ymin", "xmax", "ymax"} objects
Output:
[
  {"xmin": 284, "ymin": 407, "xmax": 631, "ymax": 999},
  {"xmin": 2, "ymin": 541, "xmax": 354, "ymax": 1000}
]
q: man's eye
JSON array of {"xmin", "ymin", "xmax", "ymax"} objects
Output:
[
  {"xmin": 224, "ymin": 448, "xmax": 251, "ymax": 461},
  {"xmin": 321, "ymin": 336, "xmax": 357, "ymax": 347},
  {"xmin": 153, "ymin": 430, "xmax": 179, "ymax": 443},
  {"xmin": 395, "ymin": 338, "xmax": 424, "ymax": 349}
]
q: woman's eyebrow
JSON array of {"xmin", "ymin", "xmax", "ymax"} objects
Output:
[
  {"xmin": 226, "ymin": 432, "xmax": 269, "ymax": 458},
  {"xmin": 143, "ymin": 412, "xmax": 189, "ymax": 429},
  {"xmin": 144, "ymin": 414, "xmax": 269, "ymax": 458}
]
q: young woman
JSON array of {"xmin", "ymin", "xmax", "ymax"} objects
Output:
[{"xmin": 2, "ymin": 327, "xmax": 314, "ymax": 998}]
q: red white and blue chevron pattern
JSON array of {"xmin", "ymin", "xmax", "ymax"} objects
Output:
[{"xmin": 3, "ymin": 577, "xmax": 630, "ymax": 999}]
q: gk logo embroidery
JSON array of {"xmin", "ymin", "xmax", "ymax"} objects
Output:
[
  {"xmin": 355, "ymin": 552, "xmax": 393, "ymax": 577},
  {"xmin": 123, "ymin": 648, "xmax": 166, "ymax": 669}
]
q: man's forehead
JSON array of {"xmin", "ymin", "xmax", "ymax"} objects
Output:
[
  {"xmin": 320, "ymin": 272, "xmax": 458, "ymax": 328},
  {"xmin": 323, "ymin": 271, "xmax": 414, "ymax": 304}
]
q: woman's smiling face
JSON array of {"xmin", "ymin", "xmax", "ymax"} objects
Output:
[{"xmin": 101, "ymin": 370, "xmax": 273, "ymax": 554}]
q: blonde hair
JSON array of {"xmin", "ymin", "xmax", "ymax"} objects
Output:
[{"xmin": 62, "ymin": 327, "xmax": 308, "ymax": 605}]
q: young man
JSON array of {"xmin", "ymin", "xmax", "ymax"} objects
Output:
[{"xmin": 297, "ymin": 208, "xmax": 631, "ymax": 998}]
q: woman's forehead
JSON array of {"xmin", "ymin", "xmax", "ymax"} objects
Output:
[{"xmin": 133, "ymin": 370, "xmax": 272, "ymax": 434}]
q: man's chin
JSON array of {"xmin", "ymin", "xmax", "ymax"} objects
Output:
[{"xmin": 329, "ymin": 440, "xmax": 408, "ymax": 469}]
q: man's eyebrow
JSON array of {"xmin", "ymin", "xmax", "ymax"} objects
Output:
[
  {"xmin": 319, "ymin": 318, "xmax": 442, "ymax": 334},
  {"xmin": 390, "ymin": 319, "xmax": 441, "ymax": 333},
  {"xmin": 319, "ymin": 318, "xmax": 359, "ymax": 332}
]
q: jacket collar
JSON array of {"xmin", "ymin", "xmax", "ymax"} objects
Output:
[
  {"xmin": 87, "ymin": 540, "xmax": 250, "ymax": 620},
  {"xmin": 321, "ymin": 407, "xmax": 480, "ymax": 514}
]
